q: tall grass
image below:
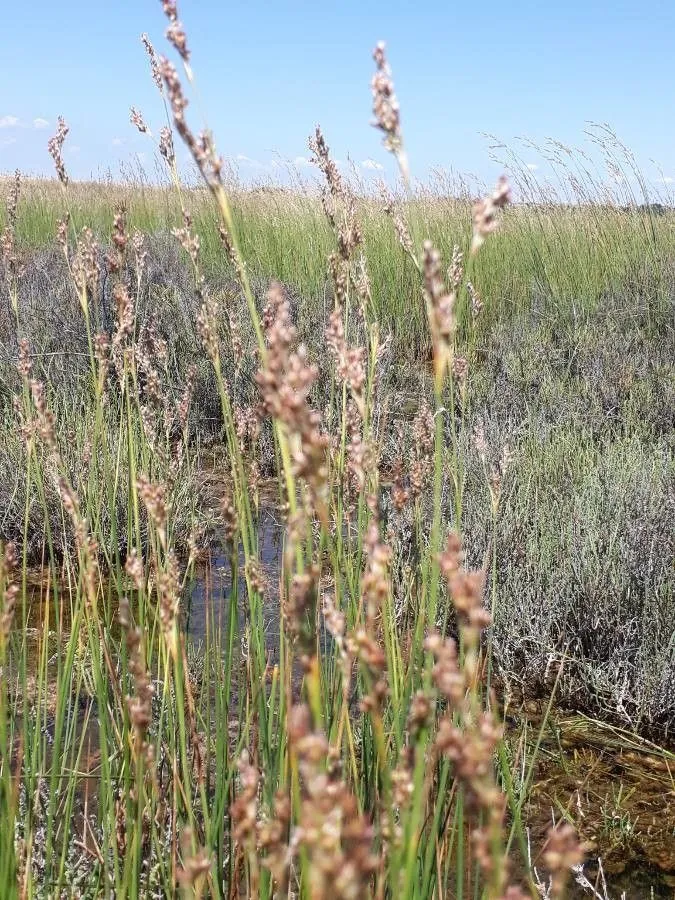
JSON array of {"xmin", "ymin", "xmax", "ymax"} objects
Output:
[
  {"xmin": 3, "ymin": 144, "xmax": 672, "ymax": 358},
  {"xmin": 0, "ymin": 9, "xmax": 672, "ymax": 900}
]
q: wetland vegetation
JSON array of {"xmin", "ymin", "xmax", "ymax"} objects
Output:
[{"xmin": 0, "ymin": 7, "xmax": 673, "ymax": 899}]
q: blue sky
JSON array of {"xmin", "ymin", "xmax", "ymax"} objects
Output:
[{"xmin": 2, "ymin": 0, "xmax": 674, "ymax": 191}]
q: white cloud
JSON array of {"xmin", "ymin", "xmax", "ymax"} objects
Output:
[
  {"xmin": 294, "ymin": 155, "xmax": 311, "ymax": 167},
  {"xmin": 526, "ymin": 163, "xmax": 538, "ymax": 171},
  {"xmin": 656, "ymin": 175, "xmax": 674, "ymax": 185},
  {"xmin": 0, "ymin": 115, "xmax": 19, "ymax": 129},
  {"xmin": 0, "ymin": 137, "xmax": 17, "ymax": 148},
  {"xmin": 361, "ymin": 158, "xmax": 383, "ymax": 171},
  {"xmin": 236, "ymin": 154, "xmax": 267, "ymax": 169},
  {"xmin": 33, "ymin": 117, "xmax": 49, "ymax": 129},
  {"xmin": 112, "ymin": 137, "xmax": 124, "ymax": 146}
]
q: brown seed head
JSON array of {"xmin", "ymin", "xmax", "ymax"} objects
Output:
[
  {"xmin": 29, "ymin": 379, "xmax": 57, "ymax": 453},
  {"xmin": 1, "ymin": 542, "xmax": 19, "ymax": 639},
  {"xmin": 471, "ymin": 176, "xmax": 511, "ymax": 255},
  {"xmin": 309, "ymin": 125, "xmax": 344, "ymax": 200},
  {"xmin": 17, "ymin": 339, "xmax": 32, "ymax": 379},
  {"xmin": 230, "ymin": 750, "xmax": 260, "ymax": 846},
  {"xmin": 47, "ymin": 117, "xmax": 69, "ymax": 185},
  {"xmin": 448, "ymin": 244, "xmax": 464, "ymax": 290},
  {"xmin": 129, "ymin": 107, "xmax": 148, "ymax": 134},
  {"xmin": 466, "ymin": 280, "xmax": 483, "ymax": 319},
  {"xmin": 544, "ymin": 823, "xmax": 583, "ymax": 896},
  {"xmin": 166, "ymin": 20, "xmax": 190, "ymax": 62},
  {"xmin": 158, "ymin": 126, "xmax": 175, "ymax": 166},
  {"xmin": 141, "ymin": 33, "xmax": 163, "ymax": 90},
  {"xmin": 371, "ymin": 42, "xmax": 402, "ymax": 152},
  {"xmin": 162, "ymin": 0, "xmax": 178, "ymax": 22}
]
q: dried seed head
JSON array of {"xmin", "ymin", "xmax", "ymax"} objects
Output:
[
  {"xmin": 288, "ymin": 704, "xmax": 378, "ymax": 895},
  {"xmin": 413, "ymin": 400, "xmax": 434, "ymax": 460},
  {"xmin": 471, "ymin": 176, "xmax": 510, "ymax": 255},
  {"xmin": 219, "ymin": 493, "xmax": 238, "ymax": 544},
  {"xmin": 230, "ymin": 751, "xmax": 259, "ymax": 846},
  {"xmin": 246, "ymin": 558, "xmax": 265, "ymax": 595},
  {"xmin": 322, "ymin": 592, "xmax": 345, "ymax": 641},
  {"xmin": 159, "ymin": 57, "xmax": 223, "ymax": 189},
  {"xmin": 47, "ymin": 117, "xmax": 69, "ymax": 185},
  {"xmin": 131, "ymin": 229, "xmax": 147, "ymax": 279},
  {"xmin": 17, "ymin": 339, "xmax": 32, "ymax": 379},
  {"xmin": 159, "ymin": 56, "xmax": 188, "ymax": 118},
  {"xmin": 392, "ymin": 762, "xmax": 415, "ymax": 809},
  {"xmin": 407, "ymin": 689, "xmax": 432, "ymax": 737},
  {"xmin": 72, "ymin": 227, "xmax": 100, "ymax": 310},
  {"xmin": 256, "ymin": 283, "xmax": 329, "ymax": 505},
  {"xmin": 172, "ymin": 211, "xmax": 201, "ymax": 268},
  {"xmin": 381, "ymin": 186, "xmax": 415, "ymax": 260},
  {"xmin": 423, "ymin": 241, "xmax": 457, "ymax": 389},
  {"xmin": 137, "ymin": 476, "xmax": 167, "ymax": 533},
  {"xmin": 29, "ymin": 379, "xmax": 57, "ymax": 453},
  {"xmin": 452, "ymin": 355, "xmax": 468, "ymax": 385},
  {"xmin": 166, "ymin": 20, "xmax": 190, "ymax": 62},
  {"xmin": 425, "ymin": 633, "xmax": 464, "ymax": 704},
  {"xmin": 156, "ymin": 550, "xmax": 181, "ymax": 635},
  {"xmin": 124, "ymin": 549, "xmax": 144, "ymax": 592},
  {"xmin": 391, "ymin": 457, "xmax": 409, "ymax": 511},
  {"xmin": 177, "ymin": 363, "xmax": 197, "ymax": 432},
  {"xmin": 466, "ymin": 280, "xmax": 483, "ymax": 319},
  {"xmin": 217, "ymin": 222, "xmax": 242, "ymax": 275},
  {"xmin": 424, "ymin": 241, "xmax": 456, "ymax": 339},
  {"xmin": 326, "ymin": 307, "xmax": 366, "ymax": 415},
  {"xmin": 393, "ymin": 210, "xmax": 414, "ymax": 254},
  {"xmin": 130, "ymin": 107, "xmax": 148, "ymax": 134},
  {"xmin": 371, "ymin": 42, "xmax": 406, "ymax": 181},
  {"xmin": 56, "ymin": 214, "xmax": 70, "ymax": 254},
  {"xmin": 93, "ymin": 331, "xmax": 110, "ymax": 386},
  {"xmin": 119, "ymin": 596, "xmax": 154, "ymax": 741},
  {"xmin": 177, "ymin": 830, "xmax": 211, "ymax": 889},
  {"xmin": 196, "ymin": 299, "xmax": 220, "ymax": 366},
  {"xmin": 283, "ymin": 567, "xmax": 319, "ymax": 665},
  {"xmin": 1, "ymin": 542, "xmax": 19, "ymax": 640},
  {"xmin": 5, "ymin": 169, "xmax": 20, "ymax": 229},
  {"xmin": 141, "ymin": 33, "xmax": 163, "ymax": 91},
  {"xmin": 162, "ymin": 0, "xmax": 178, "ymax": 23},
  {"xmin": 196, "ymin": 295, "xmax": 220, "ymax": 363},
  {"xmin": 158, "ymin": 126, "xmax": 175, "ymax": 166},
  {"xmin": 448, "ymin": 244, "xmax": 464, "ymax": 290},
  {"xmin": 107, "ymin": 205, "xmax": 128, "ymax": 274},
  {"xmin": 257, "ymin": 791, "xmax": 291, "ymax": 891},
  {"xmin": 543, "ymin": 823, "xmax": 583, "ymax": 896},
  {"xmin": 1, "ymin": 171, "xmax": 22, "ymax": 280},
  {"xmin": 361, "ymin": 520, "xmax": 391, "ymax": 630},
  {"xmin": 439, "ymin": 532, "xmax": 490, "ymax": 632},
  {"xmin": 308, "ymin": 126, "xmax": 344, "ymax": 200}
]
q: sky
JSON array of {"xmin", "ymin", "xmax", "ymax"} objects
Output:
[{"xmin": 2, "ymin": 0, "xmax": 675, "ymax": 193}]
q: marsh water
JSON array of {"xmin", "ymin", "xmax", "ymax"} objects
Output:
[{"xmin": 186, "ymin": 501, "xmax": 284, "ymax": 645}]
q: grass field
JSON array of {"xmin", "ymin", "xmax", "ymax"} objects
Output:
[{"xmin": 0, "ymin": 16, "xmax": 674, "ymax": 900}]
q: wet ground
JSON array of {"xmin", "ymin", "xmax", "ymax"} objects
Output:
[{"xmin": 511, "ymin": 702, "xmax": 675, "ymax": 897}]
